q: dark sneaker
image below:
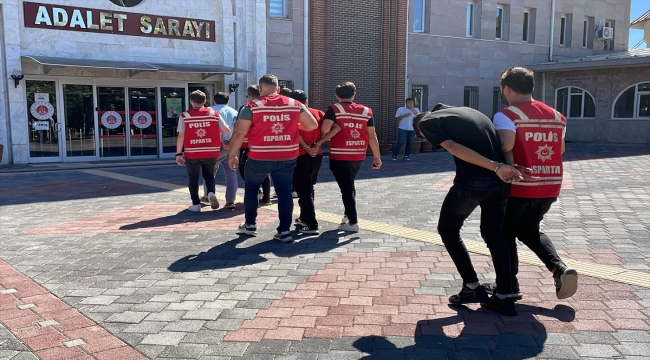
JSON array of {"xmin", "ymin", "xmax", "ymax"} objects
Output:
[
  {"xmin": 273, "ymin": 231, "xmax": 294, "ymax": 243},
  {"xmin": 259, "ymin": 199, "xmax": 272, "ymax": 206},
  {"xmin": 200, "ymin": 195, "xmax": 209, "ymax": 203},
  {"xmin": 391, "ymin": 156, "xmax": 397, "ymax": 161},
  {"xmin": 404, "ymin": 156, "xmax": 411, "ymax": 161},
  {"xmin": 297, "ymin": 225, "xmax": 319, "ymax": 235},
  {"xmin": 223, "ymin": 202, "xmax": 236, "ymax": 210},
  {"xmin": 482, "ymin": 295, "xmax": 518, "ymax": 316},
  {"xmin": 448, "ymin": 285, "xmax": 489, "ymax": 304},
  {"xmin": 294, "ymin": 218, "xmax": 307, "ymax": 227},
  {"xmin": 554, "ymin": 265, "xmax": 578, "ymax": 300},
  {"xmin": 237, "ymin": 223, "xmax": 257, "ymax": 236},
  {"xmin": 484, "ymin": 283, "xmax": 523, "ymax": 301}
]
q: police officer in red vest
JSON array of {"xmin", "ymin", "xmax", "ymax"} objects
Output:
[
  {"xmin": 228, "ymin": 74, "xmax": 318, "ymax": 242},
  {"xmin": 494, "ymin": 66, "xmax": 578, "ymax": 300},
  {"xmin": 316, "ymin": 81, "xmax": 382, "ymax": 233},
  {"xmin": 176, "ymin": 90, "xmax": 231, "ymax": 212},
  {"xmin": 289, "ymin": 89, "xmax": 324, "ymax": 235}
]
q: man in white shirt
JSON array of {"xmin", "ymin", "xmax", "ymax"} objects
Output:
[
  {"xmin": 392, "ymin": 98, "xmax": 420, "ymax": 161},
  {"xmin": 201, "ymin": 92, "xmax": 239, "ymax": 209}
]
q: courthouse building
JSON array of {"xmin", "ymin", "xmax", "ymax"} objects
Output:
[{"xmin": 1, "ymin": 0, "xmax": 648, "ymax": 165}]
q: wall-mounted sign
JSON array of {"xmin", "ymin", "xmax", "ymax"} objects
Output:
[
  {"xmin": 561, "ymin": 77, "xmax": 593, "ymax": 86},
  {"xmin": 132, "ymin": 111, "xmax": 153, "ymax": 129},
  {"xmin": 109, "ymin": 0, "xmax": 146, "ymax": 7},
  {"xmin": 23, "ymin": 2, "xmax": 216, "ymax": 42},
  {"xmin": 32, "ymin": 121, "xmax": 50, "ymax": 131},
  {"xmin": 101, "ymin": 111, "xmax": 123, "ymax": 129},
  {"xmin": 34, "ymin": 92, "xmax": 49, "ymax": 102},
  {"xmin": 30, "ymin": 101, "xmax": 55, "ymax": 120}
]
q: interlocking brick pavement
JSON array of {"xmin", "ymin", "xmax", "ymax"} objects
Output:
[{"xmin": 0, "ymin": 143, "xmax": 649, "ymax": 359}]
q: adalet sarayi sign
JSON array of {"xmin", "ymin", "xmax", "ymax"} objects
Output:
[{"xmin": 23, "ymin": 2, "xmax": 216, "ymax": 42}]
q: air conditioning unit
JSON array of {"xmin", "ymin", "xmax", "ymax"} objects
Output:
[{"xmin": 596, "ymin": 27, "xmax": 614, "ymax": 40}]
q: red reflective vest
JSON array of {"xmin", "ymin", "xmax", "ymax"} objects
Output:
[
  {"xmin": 246, "ymin": 94, "xmax": 302, "ymax": 160},
  {"xmin": 299, "ymin": 107, "xmax": 324, "ymax": 156},
  {"xmin": 328, "ymin": 103, "xmax": 371, "ymax": 161},
  {"xmin": 181, "ymin": 108, "xmax": 221, "ymax": 160},
  {"xmin": 499, "ymin": 101, "xmax": 567, "ymax": 198}
]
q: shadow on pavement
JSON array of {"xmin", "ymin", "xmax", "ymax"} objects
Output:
[
  {"xmin": 353, "ymin": 303, "xmax": 575, "ymax": 359},
  {"xmin": 167, "ymin": 230, "xmax": 358, "ymax": 272},
  {"xmin": 118, "ymin": 205, "xmax": 242, "ymax": 230}
]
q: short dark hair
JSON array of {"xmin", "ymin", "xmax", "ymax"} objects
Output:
[
  {"xmin": 279, "ymin": 87, "xmax": 293, "ymax": 97},
  {"xmin": 500, "ymin": 66, "xmax": 535, "ymax": 95},
  {"xmin": 431, "ymin": 103, "xmax": 453, "ymax": 112},
  {"xmin": 259, "ymin": 74, "xmax": 279, "ymax": 87},
  {"xmin": 246, "ymin": 84, "xmax": 260, "ymax": 97},
  {"xmin": 290, "ymin": 89, "xmax": 307, "ymax": 103},
  {"xmin": 412, "ymin": 111, "xmax": 431, "ymax": 135},
  {"xmin": 335, "ymin": 81, "xmax": 356, "ymax": 99},
  {"xmin": 405, "ymin": 98, "xmax": 414, "ymax": 102},
  {"xmin": 214, "ymin": 92, "xmax": 229, "ymax": 105},
  {"xmin": 189, "ymin": 90, "xmax": 206, "ymax": 105}
]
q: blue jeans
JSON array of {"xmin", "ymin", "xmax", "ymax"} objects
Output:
[
  {"xmin": 203, "ymin": 149, "xmax": 238, "ymax": 203},
  {"xmin": 437, "ymin": 181, "xmax": 513, "ymax": 295},
  {"xmin": 244, "ymin": 158, "xmax": 296, "ymax": 233},
  {"xmin": 392, "ymin": 129, "xmax": 416, "ymax": 157}
]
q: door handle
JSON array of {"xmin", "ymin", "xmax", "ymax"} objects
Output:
[{"xmin": 54, "ymin": 123, "xmax": 61, "ymax": 132}]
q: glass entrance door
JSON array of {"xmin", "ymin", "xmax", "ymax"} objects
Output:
[
  {"xmin": 97, "ymin": 87, "xmax": 127, "ymax": 158},
  {"xmin": 63, "ymin": 84, "xmax": 95, "ymax": 159},
  {"xmin": 128, "ymin": 87, "xmax": 158, "ymax": 156},
  {"xmin": 161, "ymin": 87, "xmax": 187, "ymax": 155},
  {"xmin": 26, "ymin": 80, "xmax": 62, "ymax": 161}
]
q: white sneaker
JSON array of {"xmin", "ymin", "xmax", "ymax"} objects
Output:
[
  {"xmin": 273, "ymin": 231, "xmax": 294, "ymax": 243},
  {"xmin": 188, "ymin": 204, "xmax": 201, "ymax": 212},
  {"xmin": 208, "ymin": 192, "xmax": 219, "ymax": 209},
  {"xmin": 338, "ymin": 223, "xmax": 359, "ymax": 232},
  {"xmin": 340, "ymin": 215, "xmax": 348, "ymax": 225}
]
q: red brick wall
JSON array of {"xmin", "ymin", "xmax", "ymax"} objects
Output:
[{"xmin": 309, "ymin": 0, "xmax": 406, "ymax": 143}]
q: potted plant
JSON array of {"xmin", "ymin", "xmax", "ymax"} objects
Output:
[{"xmin": 420, "ymin": 138, "xmax": 433, "ymax": 152}]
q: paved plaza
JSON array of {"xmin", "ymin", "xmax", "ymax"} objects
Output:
[{"xmin": 0, "ymin": 143, "xmax": 649, "ymax": 359}]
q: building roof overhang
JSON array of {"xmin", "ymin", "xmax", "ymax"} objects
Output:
[
  {"xmin": 631, "ymin": 10, "xmax": 650, "ymax": 29},
  {"xmin": 22, "ymin": 55, "xmax": 249, "ymax": 78},
  {"xmin": 528, "ymin": 49, "xmax": 650, "ymax": 72}
]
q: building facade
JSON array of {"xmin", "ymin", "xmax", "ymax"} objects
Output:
[
  {"xmin": 2, "ymin": 0, "xmax": 647, "ymax": 164},
  {"xmin": 0, "ymin": 0, "xmax": 267, "ymax": 164}
]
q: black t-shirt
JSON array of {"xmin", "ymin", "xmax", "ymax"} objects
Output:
[
  {"xmin": 324, "ymin": 102, "xmax": 375, "ymax": 127},
  {"xmin": 418, "ymin": 106, "xmax": 505, "ymax": 185}
]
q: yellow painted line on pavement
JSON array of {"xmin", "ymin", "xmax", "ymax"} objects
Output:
[{"xmin": 83, "ymin": 169, "xmax": 650, "ymax": 289}]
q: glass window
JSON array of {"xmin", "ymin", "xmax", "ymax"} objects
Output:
[
  {"xmin": 413, "ymin": 0, "xmax": 425, "ymax": 32},
  {"xmin": 638, "ymin": 95, "xmax": 650, "ymax": 117},
  {"xmin": 412, "ymin": 85, "xmax": 428, "ymax": 112},
  {"xmin": 269, "ymin": 0, "xmax": 286, "ymax": 18},
  {"xmin": 614, "ymin": 86, "xmax": 636, "ymax": 118},
  {"xmin": 493, "ymin": 87, "xmax": 506, "ymax": 115},
  {"xmin": 464, "ymin": 86, "xmax": 479, "ymax": 110},
  {"xmin": 560, "ymin": 16, "xmax": 566, "ymax": 45},
  {"xmin": 582, "ymin": 20, "xmax": 588, "ymax": 48},
  {"xmin": 466, "ymin": 2, "xmax": 475, "ymax": 37},
  {"xmin": 523, "ymin": 10, "xmax": 530, "ymax": 42},
  {"xmin": 605, "ymin": 20, "xmax": 614, "ymax": 51},
  {"xmin": 496, "ymin": 5, "xmax": 504, "ymax": 40},
  {"xmin": 278, "ymin": 80, "xmax": 294, "ymax": 91},
  {"xmin": 555, "ymin": 87, "xmax": 595, "ymax": 118}
]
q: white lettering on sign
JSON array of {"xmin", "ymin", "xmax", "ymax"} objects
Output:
[
  {"xmin": 343, "ymin": 122, "xmax": 363, "ymax": 129},
  {"xmin": 264, "ymin": 135, "xmax": 292, "ymax": 141},
  {"xmin": 346, "ymin": 140, "xmax": 366, "ymax": 146},
  {"xmin": 531, "ymin": 166, "xmax": 561, "ymax": 174},
  {"xmin": 188, "ymin": 122, "xmax": 211, "ymax": 128},
  {"xmin": 35, "ymin": 6, "xmax": 52, "ymax": 25},
  {"xmin": 524, "ymin": 131, "xmax": 558, "ymax": 142},
  {"xmin": 263, "ymin": 114, "xmax": 291, "ymax": 122},
  {"xmin": 190, "ymin": 138, "xmax": 213, "ymax": 144},
  {"xmin": 69, "ymin": 9, "xmax": 85, "ymax": 28}
]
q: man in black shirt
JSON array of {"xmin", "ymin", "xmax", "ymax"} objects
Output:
[{"xmin": 414, "ymin": 104, "xmax": 523, "ymax": 316}]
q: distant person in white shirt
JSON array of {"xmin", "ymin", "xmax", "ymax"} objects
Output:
[
  {"xmin": 201, "ymin": 92, "xmax": 239, "ymax": 209},
  {"xmin": 392, "ymin": 98, "xmax": 420, "ymax": 161}
]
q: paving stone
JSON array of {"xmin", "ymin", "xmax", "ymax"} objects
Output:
[
  {"xmin": 105, "ymin": 311, "xmax": 149, "ymax": 323},
  {"xmin": 245, "ymin": 340, "xmax": 292, "ymax": 355},
  {"xmin": 612, "ymin": 330, "xmax": 650, "ymax": 343},
  {"xmin": 158, "ymin": 343, "xmax": 209, "ymax": 358},
  {"xmin": 573, "ymin": 344, "xmax": 621, "ymax": 358},
  {"xmin": 616, "ymin": 342, "xmax": 650, "ymax": 356},
  {"xmin": 141, "ymin": 332, "xmax": 187, "ymax": 346},
  {"xmin": 203, "ymin": 342, "xmax": 250, "ymax": 357}
]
